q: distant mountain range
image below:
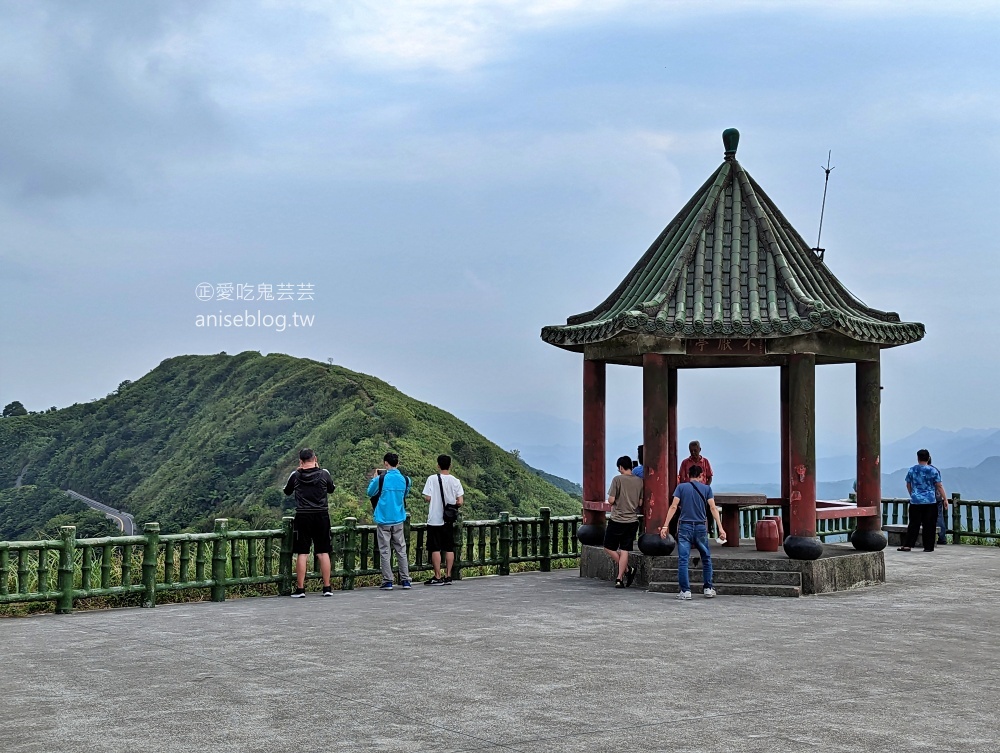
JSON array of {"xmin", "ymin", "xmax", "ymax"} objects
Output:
[{"xmin": 459, "ymin": 411, "xmax": 1000, "ymax": 501}]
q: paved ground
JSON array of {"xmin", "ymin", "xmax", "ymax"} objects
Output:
[{"xmin": 2, "ymin": 543, "xmax": 999, "ymax": 753}]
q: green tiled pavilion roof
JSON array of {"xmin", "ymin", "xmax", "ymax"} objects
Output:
[{"xmin": 541, "ymin": 130, "xmax": 925, "ymax": 351}]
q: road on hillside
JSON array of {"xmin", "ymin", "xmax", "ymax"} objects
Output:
[{"xmin": 65, "ymin": 490, "xmax": 136, "ymax": 536}]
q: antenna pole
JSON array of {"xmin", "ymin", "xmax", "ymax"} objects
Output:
[{"xmin": 815, "ymin": 151, "xmax": 835, "ymax": 256}]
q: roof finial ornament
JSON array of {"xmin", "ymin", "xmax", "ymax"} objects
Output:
[{"xmin": 722, "ymin": 128, "xmax": 740, "ymax": 160}]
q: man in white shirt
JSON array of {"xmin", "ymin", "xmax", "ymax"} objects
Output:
[{"xmin": 422, "ymin": 454, "xmax": 465, "ymax": 585}]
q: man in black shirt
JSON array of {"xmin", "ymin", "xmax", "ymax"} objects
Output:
[{"xmin": 283, "ymin": 448, "xmax": 335, "ymax": 598}]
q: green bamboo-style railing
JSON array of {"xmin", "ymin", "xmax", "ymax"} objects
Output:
[
  {"xmin": 4, "ymin": 497, "xmax": 999, "ymax": 614},
  {"xmin": 881, "ymin": 493, "xmax": 1000, "ymax": 545},
  {"xmin": 0, "ymin": 508, "xmax": 581, "ymax": 614},
  {"xmin": 724, "ymin": 505, "xmax": 857, "ymax": 541}
]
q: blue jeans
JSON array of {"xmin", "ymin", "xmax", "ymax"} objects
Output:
[
  {"xmin": 937, "ymin": 501, "xmax": 948, "ymax": 544},
  {"xmin": 677, "ymin": 522, "xmax": 713, "ymax": 592}
]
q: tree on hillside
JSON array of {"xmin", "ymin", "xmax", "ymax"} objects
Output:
[{"xmin": 3, "ymin": 401, "xmax": 28, "ymax": 417}]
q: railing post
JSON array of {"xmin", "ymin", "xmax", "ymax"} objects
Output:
[
  {"xmin": 211, "ymin": 519, "xmax": 229, "ymax": 602},
  {"xmin": 451, "ymin": 510, "xmax": 463, "ymax": 582},
  {"xmin": 539, "ymin": 508, "xmax": 551, "ymax": 572},
  {"xmin": 951, "ymin": 494, "xmax": 962, "ymax": 545},
  {"xmin": 499, "ymin": 512, "xmax": 511, "ymax": 576},
  {"xmin": 343, "ymin": 517, "xmax": 358, "ymax": 591},
  {"xmin": 403, "ymin": 512, "xmax": 411, "ymax": 547},
  {"xmin": 56, "ymin": 526, "xmax": 76, "ymax": 614},
  {"xmin": 0, "ymin": 545, "xmax": 9, "ymax": 597},
  {"xmin": 141, "ymin": 522, "xmax": 160, "ymax": 608},
  {"xmin": 278, "ymin": 516, "xmax": 294, "ymax": 595}
]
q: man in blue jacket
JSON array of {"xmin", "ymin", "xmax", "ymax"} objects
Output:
[{"xmin": 366, "ymin": 452, "xmax": 412, "ymax": 590}]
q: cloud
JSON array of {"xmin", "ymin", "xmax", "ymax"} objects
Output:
[
  {"xmin": 222, "ymin": 121, "xmax": 693, "ymax": 209},
  {"xmin": 0, "ymin": 1, "xmax": 226, "ymax": 201},
  {"xmin": 5, "ymin": 0, "xmax": 992, "ymax": 208},
  {"xmin": 275, "ymin": 0, "xmax": 1000, "ymax": 74},
  {"xmin": 285, "ymin": 0, "xmax": 634, "ymax": 73}
]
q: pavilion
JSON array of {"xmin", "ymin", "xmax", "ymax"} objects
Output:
[{"xmin": 541, "ymin": 129, "xmax": 924, "ymax": 560}]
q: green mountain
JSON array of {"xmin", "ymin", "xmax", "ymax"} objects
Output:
[
  {"xmin": 0, "ymin": 352, "xmax": 581, "ymax": 536},
  {"xmin": 518, "ymin": 459, "xmax": 583, "ymax": 497}
]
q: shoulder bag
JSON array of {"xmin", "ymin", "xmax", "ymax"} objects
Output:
[{"xmin": 439, "ymin": 473, "xmax": 459, "ymax": 523}]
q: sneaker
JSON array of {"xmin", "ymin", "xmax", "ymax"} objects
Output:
[
  {"xmin": 703, "ymin": 587, "xmax": 717, "ymax": 598},
  {"xmin": 424, "ymin": 577, "xmax": 444, "ymax": 586},
  {"xmin": 322, "ymin": 585, "xmax": 333, "ymax": 597},
  {"xmin": 625, "ymin": 566, "xmax": 637, "ymax": 588},
  {"xmin": 615, "ymin": 578, "xmax": 625, "ymax": 589},
  {"xmin": 442, "ymin": 577, "xmax": 453, "ymax": 585},
  {"xmin": 675, "ymin": 590, "xmax": 692, "ymax": 601},
  {"xmin": 379, "ymin": 581, "xmax": 393, "ymax": 591},
  {"xmin": 290, "ymin": 588, "xmax": 306, "ymax": 598},
  {"xmin": 401, "ymin": 580, "xmax": 412, "ymax": 590}
]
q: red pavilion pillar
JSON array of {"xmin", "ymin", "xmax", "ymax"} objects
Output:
[
  {"xmin": 577, "ymin": 359, "xmax": 607, "ymax": 546},
  {"xmin": 668, "ymin": 367, "xmax": 679, "ymax": 498},
  {"xmin": 665, "ymin": 367, "xmax": 679, "ymax": 536},
  {"xmin": 638, "ymin": 354, "xmax": 675, "ymax": 555},
  {"xmin": 783, "ymin": 353, "xmax": 823, "ymax": 559},
  {"xmin": 780, "ymin": 364, "xmax": 791, "ymax": 531},
  {"xmin": 852, "ymin": 356, "xmax": 887, "ymax": 551}
]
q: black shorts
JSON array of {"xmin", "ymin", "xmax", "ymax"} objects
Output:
[
  {"xmin": 603, "ymin": 520, "xmax": 639, "ymax": 552},
  {"xmin": 426, "ymin": 523, "xmax": 454, "ymax": 553},
  {"xmin": 293, "ymin": 512, "xmax": 333, "ymax": 555}
]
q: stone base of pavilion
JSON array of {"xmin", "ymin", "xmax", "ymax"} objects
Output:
[{"xmin": 580, "ymin": 542, "xmax": 885, "ymax": 597}]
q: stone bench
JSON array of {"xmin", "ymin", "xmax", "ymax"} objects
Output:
[{"xmin": 883, "ymin": 524, "xmax": 943, "ymax": 547}]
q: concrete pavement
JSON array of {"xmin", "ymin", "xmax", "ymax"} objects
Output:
[{"xmin": 1, "ymin": 543, "xmax": 999, "ymax": 752}]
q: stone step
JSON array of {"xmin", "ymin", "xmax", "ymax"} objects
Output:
[
  {"xmin": 648, "ymin": 582, "xmax": 802, "ymax": 597},
  {"xmin": 646, "ymin": 555, "xmax": 801, "ymax": 572},
  {"xmin": 650, "ymin": 568, "xmax": 802, "ymax": 587}
]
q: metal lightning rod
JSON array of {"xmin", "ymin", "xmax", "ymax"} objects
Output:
[{"xmin": 813, "ymin": 150, "xmax": 834, "ymax": 261}]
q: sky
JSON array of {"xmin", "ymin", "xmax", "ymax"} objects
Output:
[{"xmin": 2, "ymin": 0, "xmax": 999, "ymax": 462}]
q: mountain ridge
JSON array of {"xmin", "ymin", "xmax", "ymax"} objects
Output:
[
  {"xmin": 471, "ymin": 410, "xmax": 1000, "ymax": 496},
  {"xmin": 0, "ymin": 352, "xmax": 580, "ymax": 537}
]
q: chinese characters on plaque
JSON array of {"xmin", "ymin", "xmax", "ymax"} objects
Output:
[{"xmin": 685, "ymin": 338, "xmax": 766, "ymax": 355}]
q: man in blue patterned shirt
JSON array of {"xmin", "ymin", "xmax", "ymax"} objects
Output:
[{"xmin": 901, "ymin": 449, "xmax": 946, "ymax": 552}]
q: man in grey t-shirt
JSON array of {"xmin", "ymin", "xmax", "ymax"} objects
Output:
[{"xmin": 604, "ymin": 455, "xmax": 643, "ymax": 588}]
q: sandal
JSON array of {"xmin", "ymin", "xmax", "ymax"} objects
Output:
[
  {"xmin": 896, "ymin": 546, "xmax": 911, "ymax": 551},
  {"xmin": 615, "ymin": 578, "xmax": 625, "ymax": 589}
]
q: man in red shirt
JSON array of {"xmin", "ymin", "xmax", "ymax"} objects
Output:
[{"xmin": 678, "ymin": 440, "xmax": 713, "ymax": 485}]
